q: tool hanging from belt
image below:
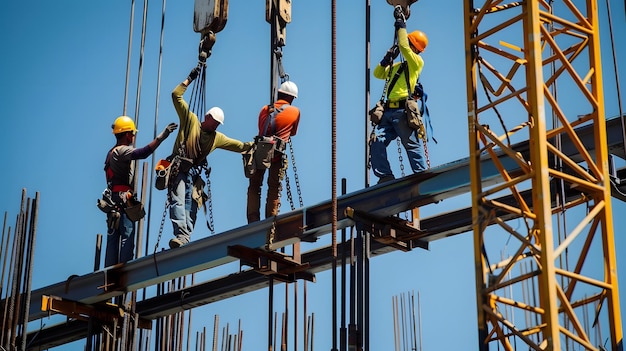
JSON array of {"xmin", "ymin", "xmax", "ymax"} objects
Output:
[{"xmin": 197, "ymin": 162, "xmax": 214, "ymax": 234}]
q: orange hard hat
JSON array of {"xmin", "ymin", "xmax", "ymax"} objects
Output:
[{"xmin": 408, "ymin": 30, "xmax": 428, "ymax": 53}]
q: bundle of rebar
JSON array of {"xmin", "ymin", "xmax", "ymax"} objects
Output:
[{"xmin": 0, "ymin": 189, "xmax": 39, "ymax": 351}]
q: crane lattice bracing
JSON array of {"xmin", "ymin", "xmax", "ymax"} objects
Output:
[{"xmin": 464, "ymin": 1, "xmax": 622, "ymax": 350}]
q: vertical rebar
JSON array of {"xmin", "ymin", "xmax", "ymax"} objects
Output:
[
  {"xmin": 0, "ymin": 221, "xmax": 12, "ymax": 347},
  {"xmin": 8, "ymin": 191, "xmax": 27, "ymax": 349},
  {"xmin": 392, "ymin": 296, "xmax": 399, "ymax": 351},
  {"xmin": 19, "ymin": 194, "xmax": 38, "ymax": 351},
  {"xmin": 268, "ymin": 277, "xmax": 274, "ymax": 351},
  {"xmin": 212, "ymin": 315, "xmax": 219, "ymax": 351},
  {"xmin": 94, "ymin": 234, "xmax": 103, "ymax": 272},
  {"xmin": 330, "ymin": 0, "xmax": 339, "ymax": 350},
  {"xmin": 0, "ymin": 211, "xmax": 8, "ymax": 298},
  {"xmin": 340, "ymin": 179, "xmax": 347, "ymax": 351},
  {"xmin": 187, "ymin": 274, "xmax": 195, "ymax": 351}
]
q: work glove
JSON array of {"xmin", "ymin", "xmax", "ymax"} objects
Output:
[
  {"xmin": 394, "ymin": 18, "xmax": 406, "ymax": 30},
  {"xmin": 380, "ymin": 45, "xmax": 399, "ymax": 67},
  {"xmin": 187, "ymin": 66, "xmax": 201, "ymax": 82},
  {"xmin": 388, "ymin": 45, "xmax": 400, "ymax": 60},
  {"xmin": 393, "ymin": 6, "xmax": 406, "ymax": 30},
  {"xmin": 157, "ymin": 123, "xmax": 178, "ymax": 141}
]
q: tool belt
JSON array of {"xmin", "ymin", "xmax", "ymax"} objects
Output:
[
  {"xmin": 155, "ymin": 158, "xmax": 171, "ymax": 190},
  {"xmin": 386, "ymin": 100, "xmax": 406, "ymax": 109},
  {"xmin": 405, "ymin": 98, "xmax": 426, "ymax": 140},
  {"xmin": 369, "ymin": 100, "xmax": 385, "ymax": 125},
  {"xmin": 243, "ymin": 135, "xmax": 287, "ymax": 178},
  {"xmin": 96, "ymin": 188, "xmax": 145, "ymax": 226},
  {"xmin": 155, "ymin": 154, "xmax": 195, "ymax": 190}
]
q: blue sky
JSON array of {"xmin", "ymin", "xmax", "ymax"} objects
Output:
[{"xmin": 1, "ymin": 1, "xmax": 625, "ymax": 350}]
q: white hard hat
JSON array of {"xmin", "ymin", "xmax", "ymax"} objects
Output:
[
  {"xmin": 205, "ymin": 107, "xmax": 224, "ymax": 124},
  {"xmin": 278, "ymin": 81, "xmax": 298, "ymax": 98}
]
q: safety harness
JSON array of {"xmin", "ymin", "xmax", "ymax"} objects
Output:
[
  {"xmin": 99, "ymin": 145, "xmax": 145, "ymax": 228},
  {"xmin": 258, "ymin": 104, "xmax": 288, "ymax": 152}
]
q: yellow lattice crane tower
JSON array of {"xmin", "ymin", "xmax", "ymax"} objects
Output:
[{"xmin": 464, "ymin": 0, "xmax": 622, "ymax": 350}]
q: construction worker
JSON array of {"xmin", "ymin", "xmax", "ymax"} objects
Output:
[
  {"xmin": 246, "ymin": 81, "xmax": 301, "ymax": 223},
  {"xmin": 168, "ymin": 64, "xmax": 254, "ymax": 248},
  {"xmin": 370, "ymin": 7, "xmax": 428, "ymax": 183},
  {"xmin": 103, "ymin": 116, "xmax": 177, "ymax": 267}
]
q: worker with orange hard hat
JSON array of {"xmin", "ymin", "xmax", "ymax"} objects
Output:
[
  {"xmin": 101, "ymin": 116, "xmax": 177, "ymax": 267},
  {"xmin": 370, "ymin": 6, "xmax": 428, "ymax": 184}
]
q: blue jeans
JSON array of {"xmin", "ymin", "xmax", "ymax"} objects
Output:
[
  {"xmin": 168, "ymin": 167, "xmax": 200, "ymax": 244},
  {"xmin": 105, "ymin": 211, "xmax": 135, "ymax": 267},
  {"xmin": 370, "ymin": 107, "xmax": 426, "ymax": 179}
]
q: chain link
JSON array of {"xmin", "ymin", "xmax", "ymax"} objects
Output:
[
  {"xmin": 198, "ymin": 164, "xmax": 215, "ymax": 234},
  {"xmin": 268, "ymin": 156, "xmax": 287, "ymax": 249},
  {"xmin": 396, "ymin": 137, "xmax": 405, "ymax": 177},
  {"xmin": 284, "ymin": 156, "xmax": 294, "ymax": 211},
  {"xmin": 289, "ymin": 140, "xmax": 303, "ymax": 208},
  {"xmin": 206, "ymin": 171, "xmax": 214, "ymax": 234},
  {"xmin": 423, "ymin": 138, "xmax": 430, "ymax": 169},
  {"xmin": 154, "ymin": 200, "xmax": 170, "ymax": 254}
]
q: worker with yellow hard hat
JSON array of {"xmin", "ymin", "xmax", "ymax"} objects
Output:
[
  {"xmin": 371, "ymin": 6, "xmax": 428, "ymax": 184},
  {"xmin": 101, "ymin": 116, "xmax": 177, "ymax": 267}
]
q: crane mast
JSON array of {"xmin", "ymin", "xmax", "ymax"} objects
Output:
[{"xmin": 464, "ymin": 0, "xmax": 622, "ymax": 350}]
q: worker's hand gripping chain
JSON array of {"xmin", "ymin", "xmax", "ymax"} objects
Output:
[{"xmin": 393, "ymin": 5, "xmax": 406, "ymax": 30}]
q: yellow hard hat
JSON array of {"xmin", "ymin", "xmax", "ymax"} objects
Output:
[
  {"xmin": 408, "ymin": 30, "xmax": 428, "ymax": 53},
  {"xmin": 112, "ymin": 116, "xmax": 137, "ymax": 134}
]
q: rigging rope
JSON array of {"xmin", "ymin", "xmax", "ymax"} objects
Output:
[
  {"xmin": 145, "ymin": 0, "xmax": 168, "ymax": 262},
  {"xmin": 189, "ymin": 64, "xmax": 216, "ymax": 234},
  {"xmin": 603, "ymin": 0, "xmax": 625, "ymax": 158},
  {"xmin": 123, "ymin": 0, "xmax": 136, "ymax": 116}
]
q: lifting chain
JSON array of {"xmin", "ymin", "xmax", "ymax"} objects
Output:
[
  {"xmin": 189, "ymin": 61, "xmax": 216, "ymax": 234},
  {"xmin": 203, "ymin": 165, "xmax": 215, "ymax": 234},
  {"xmin": 285, "ymin": 139, "xmax": 304, "ymax": 210},
  {"xmin": 267, "ymin": 156, "xmax": 288, "ymax": 249},
  {"xmin": 267, "ymin": 141, "xmax": 304, "ymax": 249},
  {"xmin": 154, "ymin": 200, "xmax": 170, "ymax": 256},
  {"xmin": 396, "ymin": 138, "xmax": 406, "ymax": 178},
  {"xmin": 423, "ymin": 138, "xmax": 430, "ymax": 169}
]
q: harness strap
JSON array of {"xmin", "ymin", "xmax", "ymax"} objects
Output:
[
  {"xmin": 412, "ymin": 81, "xmax": 437, "ymax": 144},
  {"xmin": 104, "ymin": 145, "xmax": 132, "ymax": 190},
  {"xmin": 262, "ymin": 104, "xmax": 288, "ymax": 136},
  {"xmin": 387, "ymin": 62, "xmax": 407, "ymax": 100}
]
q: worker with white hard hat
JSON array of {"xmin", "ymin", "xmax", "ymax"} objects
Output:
[
  {"xmin": 168, "ymin": 63, "xmax": 254, "ymax": 249},
  {"xmin": 246, "ymin": 80, "xmax": 301, "ymax": 225}
]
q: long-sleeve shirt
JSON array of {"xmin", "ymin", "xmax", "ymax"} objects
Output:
[
  {"xmin": 171, "ymin": 83, "xmax": 253, "ymax": 166},
  {"xmin": 257, "ymin": 99, "xmax": 300, "ymax": 142},
  {"xmin": 105, "ymin": 144, "xmax": 154, "ymax": 190},
  {"xmin": 373, "ymin": 27, "xmax": 424, "ymax": 102}
]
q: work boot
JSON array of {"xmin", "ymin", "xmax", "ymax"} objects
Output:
[
  {"xmin": 169, "ymin": 237, "xmax": 185, "ymax": 249},
  {"xmin": 377, "ymin": 175, "xmax": 395, "ymax": 184}
]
